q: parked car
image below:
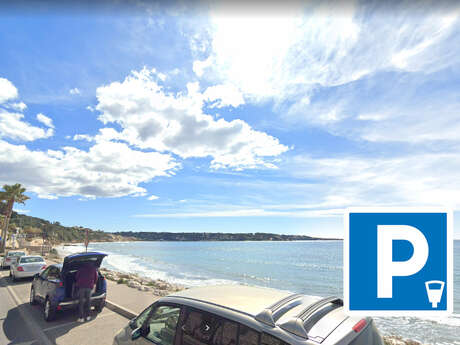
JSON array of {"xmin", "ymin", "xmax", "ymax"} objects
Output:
[
  {"xmin": 1, "ymin": 250, "xmax": 26, "ymax": 269},
  {"xmin": 113, "ymin": 285, "xmax": 383, "ymax": 345},
  {"xmin": 10, "ymin": 255, "xmax": 47, "ymax": 281},
  {"xmin": 29, "ymin": 251, "xmax": 108, "ymax": 321}
]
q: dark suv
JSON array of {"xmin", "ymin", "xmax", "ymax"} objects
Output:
[{"xmin": 29, "ymin": 252, "xmax": 108, "ymax": 321}]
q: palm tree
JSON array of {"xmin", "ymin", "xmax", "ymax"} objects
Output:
[{"xmin": 0, "ymin": 184, "xmax": 29, "ymax": 253}]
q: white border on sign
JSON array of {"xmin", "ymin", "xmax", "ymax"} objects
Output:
[{"xmin": 343, "ymin": 207, "xmax": 453, "ymax": 317}]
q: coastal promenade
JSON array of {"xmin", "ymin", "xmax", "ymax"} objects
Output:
[{"xmin": 0, "ymin": 268, "xmax": 157, "ymax": 345}]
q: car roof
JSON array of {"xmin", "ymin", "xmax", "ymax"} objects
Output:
[
  {"xmin": 19, "ymin": 255, "xmax": 44, "ymax": 259},
  {"xmin": 169, "ymin": 284, "xmax": 292, "ymax": 316}
]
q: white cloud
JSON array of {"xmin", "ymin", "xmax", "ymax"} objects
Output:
[
  {"xmin": 203, "ymin": 84, "xmax": 244, "ymax": 108},
  {"xmin": 69, "ymin": 88, "xmax": 81, "ymax": 95},
  {"xmin": 190, "ymin": 3, "xmax": 460, "ymax": 106},
  {"xmin": 93, "ymin": 68, "xmax": 288, "ymax": 170},
  {"xmin": 286, "ymin": 153, "xmax": 460, "ymax": 210},
  {"xmin": 13, "ymin": 208, "xmax": 30, "ymax": 214},
  {"xmin": 148, "ymin": 195, "xmax": 159, "ymax": 200},
  {"xmin": 0, "ymin": 77, "xmax": 18, "ymax": 103},
  {"xmin": 0, "ymin": 110, "xmax": 54, "ymax": 141},
  {"xmin": 73, "ymin": 134, "xmax": 95, "ymax": 142},
  {"xmin": 0, "ymin": 79, "xmax": 54, "ymax": 141},
  {"xmin": 36, "ymin": 113, "xmax": 55, "ymax": 128},
  {"xmin": 0, "ymin": 139, "xmax": 179, "ymax": 199},
  {"xmin": 8, "ymin": 102, "xmax": 27, "ymax": 111}
]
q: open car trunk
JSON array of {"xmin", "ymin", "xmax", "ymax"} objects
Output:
[{"xmin": 61, "ymin": 252, "xmax": 107, "ymax": 299}]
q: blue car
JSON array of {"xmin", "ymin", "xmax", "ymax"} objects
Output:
[{"xmin": 29, "ymin": 252, "xmax": 108, "ymax": 321}]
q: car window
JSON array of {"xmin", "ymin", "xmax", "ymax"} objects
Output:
[
  {"xmin": 143, "ymin": 305, "xmax": 181, "ymax": 345},
  {"xmin": 181, "ymin": 309, "xmax": 237, "ymax": 345},
  {"xmin": 260, "ymin": 333, "xmax": 289, "ymax": 345},
  {"xmin": 20, "ymin": 257, "xmax": 45, "ymax": 263},
  {"xmin": 212, "ymin": 318, "xmax": 238, "ymax": 345},
  {"xmin": 47, "ymin": 267, "xmax": 60, "ymax": 280},
  {"xmin": 8, "ymin": 252, "xmax": 25, "ymax": 257},
  {"xmin": 41, "ymin": 266, "xmax": 52, "ymax": 279},
  {"xmin": 132, "ymin": 304, "xmax": 156, "ymax": 329},
  {"xmin": 238, "ymin": 325, "xmax": 259, "ymax": 345}
]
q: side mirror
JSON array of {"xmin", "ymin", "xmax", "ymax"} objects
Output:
[
  {"xmin": 131, "ymin": 327, "xmax": 142, "ymax": 340},
  {"xmin": 129, "ymin": 319, "xmax": 136, "ymax": 330},
  {"xmin": 131, "ymin": 325, "xmax": 149, "ymax": 340}
]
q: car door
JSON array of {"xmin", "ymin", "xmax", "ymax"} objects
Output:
[
  {"xmin": 44, "ymin": 267, "xmax": 61, "ymax": 299},
  {"xmin": 36, "ymin": 267, "xmax": 51, "ymax": 300},
  {"xmin": 132, "ymin": 303, "xmax": 182, "ymax": 345}
]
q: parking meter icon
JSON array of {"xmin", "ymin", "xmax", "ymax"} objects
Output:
[{"xmin": 425, "ymin": 280, "xmax": 445, "ymax": 308}]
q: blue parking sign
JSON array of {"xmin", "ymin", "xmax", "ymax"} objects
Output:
[{"xmin": 344, "ymin": 208, "xmax": 453, "ymax": 316}]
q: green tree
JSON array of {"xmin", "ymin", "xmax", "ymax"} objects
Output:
[{"xmin": 0, "ymin": 184, "xmax": 29, "ymax": 252}]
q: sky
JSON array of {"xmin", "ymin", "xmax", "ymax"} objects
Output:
[{"xmin": 1, "ymin": 0, "xmax": 460, "ymax": 238}]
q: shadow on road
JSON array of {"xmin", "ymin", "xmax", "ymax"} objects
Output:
[
  {"xmin": 2, "ymin": 305, "xmax": 41, "ymax": 345},
  {"xmin": 1, "ymin": 275, "xmax": 109, "ymax": 345}
]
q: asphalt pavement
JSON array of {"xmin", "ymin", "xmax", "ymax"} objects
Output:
[{"xmin": 0, "ymin": 269, "xmax": 128, "ymax": 345}]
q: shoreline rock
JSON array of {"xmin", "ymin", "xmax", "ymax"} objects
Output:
[{"xmin": 99, "ymin": 267, "xmax": 184, "ymax": 296}]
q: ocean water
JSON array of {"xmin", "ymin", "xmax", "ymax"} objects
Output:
[{"xmin": 58, "ymin": 240, "xmax": 460, "ymax": 345}]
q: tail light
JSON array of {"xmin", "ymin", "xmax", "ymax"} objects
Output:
[
  {"xmin": 17, "ymin": 266, "xmax": 24, "ymax": 271},
  {"xmin": 41, "ymin": 265, "xmax": 47, "ymax": 270},
  {"xmin": 352, "ymin": 319, "xmax": 367, "ymax": 333},
  {"xmin": 6, "ymin": 258, "xmax": 10, "ymax": 262},
  {"xmin": 58, "ymin": 281, "xmax": 63, "ymax": 287}
]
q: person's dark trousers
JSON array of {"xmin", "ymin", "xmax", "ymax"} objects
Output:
[{"xmin": 78, "ymin": 288, "xmax": 92, "ymax": 319}]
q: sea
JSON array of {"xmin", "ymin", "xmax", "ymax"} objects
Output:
[{"xmin": 57, "ymin": 240, "xmax": 460, "ymax": 345}]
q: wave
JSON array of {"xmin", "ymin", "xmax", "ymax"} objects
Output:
[{"xmin": 56, "ymin": 244, "xmax": 235, "ymax": 287}]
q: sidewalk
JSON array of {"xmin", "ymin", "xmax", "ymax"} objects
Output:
[{"xmin": 105, "ymin": 279, "xmax": 161, "ymax": 315}]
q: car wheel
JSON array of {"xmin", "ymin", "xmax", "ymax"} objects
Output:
[
  {"xmin": 43, "ymin": 297, "xmax": 56, "ymax": 322},
  {"xmin": 30, "ymin": 287, "xmax": 37, "ymax": 305},
  {"xmin": 94, "ymin": 299, "xmax": 105, "ymax": 313}
]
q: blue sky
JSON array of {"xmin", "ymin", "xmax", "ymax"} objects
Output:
[{"xmin": 1, "ymin": 1, "xmax": 460, "ymax": 238}]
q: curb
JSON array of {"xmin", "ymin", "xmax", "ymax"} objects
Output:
[{"xmin": 105, "ymin": 299, "xmax": 137, "ymax": 320}]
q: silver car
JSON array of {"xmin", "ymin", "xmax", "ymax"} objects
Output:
[
  {"xmin": 1, "ymin": 250, "xmax": 26, "ymax": 269},
  {"xmin": 10, "ymin": 255, "xmax": 47, "ymax": 281},
  {"xmin": 113, "ymin": 285, "xmax": 383, "ymax": 345}
]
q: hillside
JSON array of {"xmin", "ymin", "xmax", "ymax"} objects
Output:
[
  {"xmin": 6, "ymin": 209, "xmax": 123, "ymax": 243},
  {"xmin": 113, "ymin": 231, "xmax": 339, "ymax": 241}
]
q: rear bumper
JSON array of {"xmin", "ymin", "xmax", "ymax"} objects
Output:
[
  {"xmin": 13, "ymin": 270, "xmax": 40, "ymax": 278},
  {"xmin": 59, "ymin": 292, "xmax": 106, "ymax": 307}
]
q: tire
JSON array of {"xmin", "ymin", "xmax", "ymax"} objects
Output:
[
  {"xmin": 43, "ymin": 297, "xmax": 56, "ymax": 322},
  {"xmin": 94, "ymin": 299, "xmax": 105, "ymax": 313},
  {"xmin": 30, "ymin": 287, "xmax": 37, "ymax": 305}
]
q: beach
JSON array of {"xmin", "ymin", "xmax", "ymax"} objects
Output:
[{"xmin": 54, "ymin": 240, "xmax": 460, "ymax": 345}]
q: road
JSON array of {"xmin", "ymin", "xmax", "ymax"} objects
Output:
[{"xmin": 0, "ymin": 269, "xmax": 128, "ymax": 345}]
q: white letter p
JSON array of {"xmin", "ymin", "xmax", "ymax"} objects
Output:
[{"xmin": 377, "ymin": 225, "xmax": 429, "ymax": 298}]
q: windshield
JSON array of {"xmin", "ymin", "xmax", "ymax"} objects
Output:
[
  {"xmin": 20, "ymin": 257, "xmax": 45, "ymax": 263},
  {"xmin": 8, "ymin": 252, "xmax": 26, "ymax": 257}
]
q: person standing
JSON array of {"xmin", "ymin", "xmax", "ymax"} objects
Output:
[{"xmin": 75, "ymin": 262, "xmax": 98, "ymax": 322}]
